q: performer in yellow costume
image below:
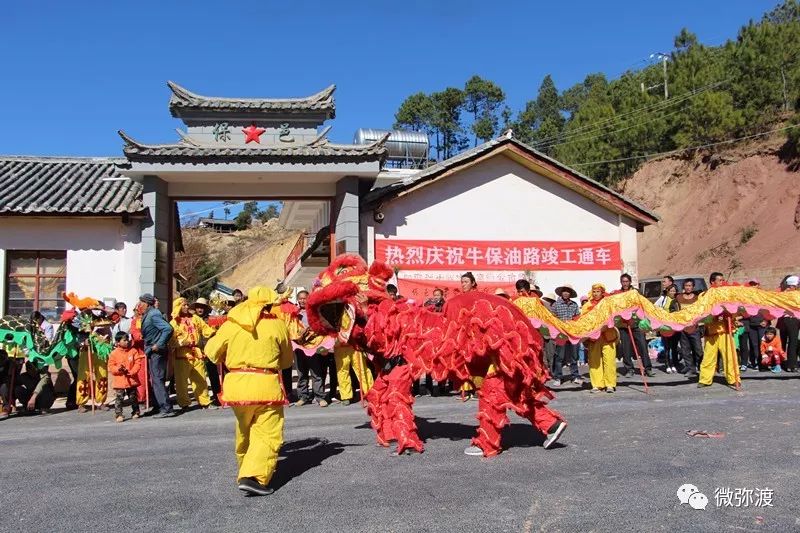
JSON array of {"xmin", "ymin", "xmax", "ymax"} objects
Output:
[
  {"xmin": 698, "ymin": 272, "xmax": 738, "ymax": 388},
  {"xmin": 581, "ymin": 284, "xmax": 618, "ymax": 393},
  {"xmin": 204, "ymin": 286, "xmax": 294, "ymax": 496},
  {"xmin": 170, "ymin": 298, "xmax": 215, "ymax": 409},
  {"xmin": 330, "ymin": 299, "xmax": 373, "ymax": 405},
  {"xmin": 333, "ymin": 342, "xmax": 374, "ymax": 405}
]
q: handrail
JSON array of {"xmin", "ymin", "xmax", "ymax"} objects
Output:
[{"xmin": 283, "ymin": 233, "xmax": 305, "ymax": 277}]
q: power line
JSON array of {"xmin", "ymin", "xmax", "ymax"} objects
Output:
[
  {"xmin": 533, "ymin": 78, "xmax": 731, "ymax": 148},
  {"xmin": 537, "ymin": 107, "xmax": 685, "ymax": 151},
  {"xmin": 569, "ymin": 123, "xmax": 800, "ymax": 167},
  {"xmin": 179, "ymin": 200, "xmax": 247, "ymax": 219}
]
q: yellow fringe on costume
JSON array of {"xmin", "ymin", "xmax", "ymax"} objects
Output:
[{"xmin": 514, "ymin": 287, "xmax": 800, "ymax": 342}]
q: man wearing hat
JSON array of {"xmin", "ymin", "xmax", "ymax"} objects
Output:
[
  {"xmin": 138, "ymin": 293, "xmax": 175, "ymax": 417},
  {"xmin": 550, "ymin": 285, "xmax": 583, "ymax": 386},
  {"xmin": 204, "ymin": 286, "xmax": 294, "ymax": 496}
]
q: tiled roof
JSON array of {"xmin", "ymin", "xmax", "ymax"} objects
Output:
[
  {"xmin": 119, "ymin": 130, "xmax": 388, "ymax": 164},
  {"xmin": 363, "ymin": 134, "xmax": 659, "ymax": 225},
  {"xmin": 167, "ymin": 81, "xmax": 336, "ymax": 119},
  {"xmin": 0, "ymin": 156, "xmax": 144, "ymax": 215}
]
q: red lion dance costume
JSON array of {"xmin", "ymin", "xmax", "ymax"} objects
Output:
[{"xmin": 306, "ymin": 255, "xmax": 566, "ymax": 457}]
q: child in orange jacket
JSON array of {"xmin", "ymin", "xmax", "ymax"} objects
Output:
[
  {"xmin": 760, "ymin": 327, "xmax": 786, "ymax": 373},
  {"xmin": 108, "ymin": 332, "xmax": 142, "ymax": 422}
]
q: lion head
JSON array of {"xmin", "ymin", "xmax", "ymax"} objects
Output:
[{"xmin": 306, "ymin": 254, "xmax": 394, "ymax": 340}]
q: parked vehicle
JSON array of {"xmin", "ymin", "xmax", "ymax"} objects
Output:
[{"xmin": 639, "ymin": 275, "xmax": 708, "ymax": 303}]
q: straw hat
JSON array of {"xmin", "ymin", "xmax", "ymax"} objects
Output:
[
  {"xmin": 193, "ymin": 297, "xmax": 212, "ymax": 313},
  {"xmin": 542, "ymin": 293, "xmax": 557, "ymax": 304},
  {"xmin": 531, "ymin": 284, "xmax": 544, "ymax": 297},
  {"xmin": 494, "ymin": 287, "xmax": 510, "ymax": 298},
  {"xmin": 554, "ymin": 285, "xmax": 578, "ymax": 299}
]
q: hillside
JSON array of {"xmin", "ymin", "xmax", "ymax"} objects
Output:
[
  {"xmin": 178, "ymin": 219, "xmax": 302, "ymax": 293},
  {"xmin": 618, "ymin": 136, "xmax": 800, "ymax": 286}
]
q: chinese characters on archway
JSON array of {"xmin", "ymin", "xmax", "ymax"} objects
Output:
[{"xmin": 375, "ymin": 239, "xmax": 621, "ymax": 271}]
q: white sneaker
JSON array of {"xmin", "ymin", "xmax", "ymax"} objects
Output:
[
  {"xmin": 665, "ymin": 367, "xmax": 673, "ymax": 374},
  {"xmin": 670, "ymin": 367, "xmax": 677, "ymax": 374},
  {"xmin": 543, "ymin": 421, "xmax": 567, "ymax": 449},
  {"xmin": 464, "ymin": 445, "xmax": 484, "ymax": 456}
]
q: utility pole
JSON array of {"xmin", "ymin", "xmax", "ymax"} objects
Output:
[{"xmin": 650, "ymin": 52, "xmax": 670, "ymax": 100}]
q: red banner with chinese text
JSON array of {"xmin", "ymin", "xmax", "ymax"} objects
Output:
[{"xmin": 375, "ymin": 239, "xmax": 621, "ymax": 271}]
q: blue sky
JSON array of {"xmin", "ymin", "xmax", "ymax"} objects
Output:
[{"xmin": 0, "ymin": 0, "xmax": 777, "ymax": 218}]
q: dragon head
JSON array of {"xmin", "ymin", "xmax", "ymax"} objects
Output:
[{"xmin": 306, "ymin": 254, "xmax": 394, "ymax": 340}]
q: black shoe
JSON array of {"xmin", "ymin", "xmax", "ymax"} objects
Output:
[
  {"xmin": 237, "ymin": 477, "xmax": 274, "ymax": 496},
  {"xmin": 543, "ymin": 421, "xmax": 567, "ymax": 449},
  {"xmin": 620, "ymin": 368, "xmax": 631, "ymax": 377},
  {"xmin": 157, "ymin": 411, "xmax": 177, "ymax": 418},
  {"xmin": 645, "ymin": 369, "xmax": 656, "ymax": 377}
]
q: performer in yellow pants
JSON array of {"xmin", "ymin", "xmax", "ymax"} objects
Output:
[
  {"xmin": 582, "ymin": 284, "xmax": 618, "ymax": 392},
  {"xmin": 170, "ymin": 298, "xmax": 215, "ymax": 409},
  {"xmin": 699, "ymin": 317, "xmax": 737, "ymax": 386},
  {"xmin": 587, "ymin": 329, "xmax": 618, "ymax": 392},
  {"xmin": 76, "ymin": 345, "xmax": 108, "ymax": 409},
  {"xmin": 205, "ymin": 287, "xmax": 293, "ymax": 496},
  {"xmin": 699, "ymin": 273, "xmax": 739, "ymax": 388},
  {"xmin": 334, "ymin": 343, "xmax": 374, "ymax": 404}
]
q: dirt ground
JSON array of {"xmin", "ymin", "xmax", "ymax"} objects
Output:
[{"xmin": 618, "ymin": 136, "xmax": 800, "ymax": 283}]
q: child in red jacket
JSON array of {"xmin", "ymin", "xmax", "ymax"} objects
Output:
[
  {"xmin": 760, "ymin": 327, "xmax": 786, "ymax": 373},
  {"xmin": 108, "ymin": 332, "xmax": 142, "ymax": 422}
]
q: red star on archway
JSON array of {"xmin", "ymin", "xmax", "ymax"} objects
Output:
[{"xmin": 242, "ymin": 124, "xmax": 266, "ymax": 144}]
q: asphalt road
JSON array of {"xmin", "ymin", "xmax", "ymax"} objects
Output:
[{"xmin": 1, "ymin": 369, "xmax": 798, "ymax": 533}]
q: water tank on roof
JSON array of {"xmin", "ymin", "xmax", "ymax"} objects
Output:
[{"xmin": 353, "ymin": 128, "xmax": 429, "ymax": 167}]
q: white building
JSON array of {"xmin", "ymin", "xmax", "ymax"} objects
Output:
[
  {"xmin": 0, "ymin": 83, "xmax": 657, "ymax": 319},
  {"xmin": 359, "ymin": 135, "xmax": 658, "ymax": 301}
]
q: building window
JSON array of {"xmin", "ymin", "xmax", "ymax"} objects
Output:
[{"xmin": 6, "ymin": 251, "xmax": 67, "ymax": 320}]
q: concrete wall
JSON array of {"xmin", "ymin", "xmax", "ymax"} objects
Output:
[
  {"xmin": 141, "ymin": 176, "xmax": 169, "ymax": 304},
  {"xmin": 0, "ymin": 217, "xmax": 142, "ymax": 315},
  {"xmin": 362, "ymin": 154, "xmax": 641, "ymax": 297},
  {"xmin": 334, "ymin": 176, "xmax": 360, "ymax": 254}
]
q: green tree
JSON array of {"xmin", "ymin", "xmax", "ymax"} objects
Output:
[
  {"xmin": 517, "ymin": 75, "xmax": 565, "ymax": 153},
  {"xmin": 241, "ymin": 200, "xmax": 260, "ymax": 216},
  {"xmin": 258, "ymin": 203, "xmax": 280, "ymax": 223},
  {"xmin": 394, "ymin": 92, "xmax": 436, "ymax": 158},
  {"xmin": 234, "ymin": 210, "xmax": 252, "ymax": 231},
  {"xmin": 222, "ymin": 200, "xmax": 237, "ymax": 220},
  {"xmin": 431, "ymin": 88, "xmax": 467, "ymax": 159},
  {"xmin": 464, "ymin": 75, "xmax": 506, "ymax": 145}
]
